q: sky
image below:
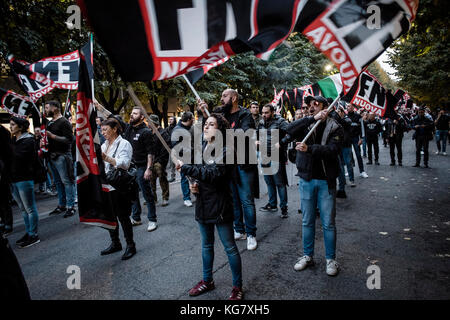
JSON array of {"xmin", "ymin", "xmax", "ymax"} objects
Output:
[{"xmin": 376, "ymin": 49, "xmax": 399, "ymax": 81}]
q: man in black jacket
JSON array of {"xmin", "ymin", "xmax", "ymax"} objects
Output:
[
  {"xmin": 123, "ymin": 106, "xmax": 158, "ymax": 231},
  {"xmin": 364, "ymin": 113, "xmax": 383, "ymax": 165},
  {"xmin": 347, "ymin": 104, "xmax": 369, "ymax": 178},
  {"xmin": 258, "ymin": 104, "xmax": 289, "ymax": 218},
  {"xmin": 198, "ymin": 89, "xmax": 259, "ymax": 251},
  {"xmin": 281, "ymin": 96, "xmax": 343, "ymax": 276},
  {"xmin": 412, "ymin": 107, "xmax": 434, "ymax": 168},
  {"xmin": 386, "ymin": 113, "xmax": 408, "ymax": 166},
  {"xmin": 0, "ymin": 125, "xmax": 13, "ymax": 235}
]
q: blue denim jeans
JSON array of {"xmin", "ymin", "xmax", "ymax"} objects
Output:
[
  {"xmin": 263, "ymin": 163, "xmax": 287, "ymax": 209},
  {"xmin": 49, "ymin": 154, "xmax": 75, "ymax": 208},
  {"xmin": 180, "ymin": 172, "xmax": 191, "ymax": 201},
  {"xmin": 198, "ymin": 222, "xmax": 242, "ymax": 288},
  {"xmin": 11, "ymin": 181, "xmax": 39, "ymax": 237},
  {"xmin": 351, "ymin": 137, "xmax": 364, "ymax": 173},
  {"xmin": 362, "ymin": 136, "xmax": 367, "ymax": 157},
  {"xmin": 436, "ymin": 130, "xmax": 448, "ymax": 153},
  {"xmin": 231, "ymin": 166, "xmax": 257, "ymax": 237},
  {"xmin": 299, "ymin": 178, "xmax": 336, "ymax": 259},
  {"xmin": 133, "ymin": 166, "xmax": 157, "ymax": 222}
]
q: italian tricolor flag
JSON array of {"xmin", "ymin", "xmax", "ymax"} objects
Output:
[{"xmin": 316, "ymin": 74, "xmax": 343, "ymax": 100}]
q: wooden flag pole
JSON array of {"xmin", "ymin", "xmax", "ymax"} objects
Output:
[
  {"xmin": 182, "ymin": 74, "xmax": 210, "ymax": 117},
  {"xmin": 126, "ymin": 85, "xmax": 173, "ymax": 156}
]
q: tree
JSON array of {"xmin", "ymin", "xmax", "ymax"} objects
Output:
[{"xmin": 388, "ymin": 0, "xmax": 449, "ymax": 108}]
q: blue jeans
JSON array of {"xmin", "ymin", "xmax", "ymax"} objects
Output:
[
  {"xmin": 132, "ymin": 166, "xmax": 157, "ymax": 222},
  {"xmin": 263, "ymin": 163, "xmax": 287, "ymax": 209},
  {"xmin": 49, "ymin": 154, "xmax": 75, "ymax": 208},
  {"xmin": 180, "ymin": 172, "xmax": 191, "ymax": 201},
  {"xmin": 11, "ymin": 181, "xmax": 39, "ymax": 237},
  {"xmin": 299, "ymin": 178, "xmax": 336, "ymax": 259},
  {"xmin": 362, "ymin": 136, "xmax": 367, "ymax": 157},
  {"xmin": 231, "ymin": 166, "xmax": 257, "ymax": 237},
  {"xmin": 198, "ymin": 222, "xmax": 242, "ymax": 288},
  {"xmin": 436, "ymin": 130, "xmax": 448, "ymax": 153},
  {"xmin": 351, "ymin": 137, "xmax": 364, "ymax": 173}
]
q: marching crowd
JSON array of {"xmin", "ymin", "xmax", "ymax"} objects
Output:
[{"xmin": 0, "ymin": 89, "xmax": 449, "ymax": 300}]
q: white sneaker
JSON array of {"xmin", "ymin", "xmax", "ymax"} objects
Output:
[
  {"xmin": 435, "ymin": 151, "xmax": 440, "ymax": 155},
  {"xmin": 326, "ymin": 259, "xmax": 340, "ymax": 276},
  {"xmin": 234, "ymin": 231, "xmax": 247, "ymax": 240},
  {"xmin": 421, "ymin": 151, "xmax": 424, "ymax": 155},
  {"xmin": 247, "ymin": 235, "xmax": 257, "ymax": 251},
  {"xmin": 130, "ymin": 217, "xmax": 142, "ymax": 226},
  {"xmin": 443, "ymin": 152, "xmax": 447, "ymax": 156},
  {"xmin": 360, "ymin": 171, "xmax": 369, "ymax": 178},
  {"xmin": 294, "ymin": 255, "xmax": 314, "ymax": 271},
  {"xmin": 147, "ymin": 221, "xmax": 157, "ymax": 232},
  {"xmin": 184, "ymin": 200, "xmax": 193, "ymax": 207},
  {"xmin": 349, "ymin": 181, "xmax": 356, "ymax": 187},
  {"xmin": 161, "ymin": 199, "xmax": 169, "ymax": 206}
]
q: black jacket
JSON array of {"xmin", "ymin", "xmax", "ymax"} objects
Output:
[
  {"xmin": 151, "ymin": 127, "xmax": 170, "ymax": 166},
  {"xmin": 333, "ymin": 114, "xmax": 352, "ymax": 148},
  {"xmin": 10, "ymin": 133, "xmax": 37, "ymax": 183},
  {"xmin": 180, "ymin": 146, "xmax": 234, "ymax": 224},
  {"xmin": 0, "ymin": 125, "xmax": 13, "ymax": 183},
  {"xmin": 283, "ymin": 116, "xmax": 343, "ymax": 190},
  {"xmin": 347, "ymin": 111, "xmax": 363, "ymax": 139},
  {"xmin": 364, "ymin": 119, "xmax": 383, "ymax": 140},
  {"xmin": 258, "ymin": 114, "xmax": 289, "ymax": 163},
  {"xmin": 411, "ymin": 115, "xmax": 434, "ymax": 140},
  {"xmin": 385, "ymin": 115, "xmax": 408, "ymax": 138}
]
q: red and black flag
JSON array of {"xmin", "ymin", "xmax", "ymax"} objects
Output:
[
  {"xmin": 185, "ymin": 56, "xmax": 230, "ymax": 85},
  {"xmin": 0, "ymin": 87, "xmax": 41, "ymax": 126},
  {"xmin": 78, "ymin": 0, "xmax": 302, "ymax": 81},
  {"xmin": 342, "ymin": 70, "xmax": 397, "ymax": 119},
  {"xmin": 297, "ymin": 0, "xmax": 418, "ymax": 94},
  {"xmin": 76, "ymin": 39, "xmax": 117, "ymax": 230},
  {"xmin": 7, "ymin": 55, "xmax": 58, "ymax": 102}
]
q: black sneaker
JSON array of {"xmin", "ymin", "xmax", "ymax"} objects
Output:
[
  {"xmin": 375, "ymin": 161, "xmax": 380, "ymax": 165},
  {"xmin": 49, "ymin": 206, "xmax": 66, "ymax": 215},
  {"xmin": 281, "ymin": 208, "xmax": 288, "ymax": 218},
  {"xmin": 412, "ymin": 164, "xmax": 420, "ymax": 167},
  {"xmin": 390, "ymin": 162, "xmax": 395, "ymax": 166},
  {"xmin": 398, "ymin": 162, "xmax": 402, "ymax": 166},
  {"xmin": 16, "ymin": 233, "xmax": 29, "ymax": 245},
  {"xmin": 259, "ymin": 204, "xmax": 277, "ymax": 212},
  {"xmin": 298, "ymin": 209, "xmax": 302, "ymax": 214},
  {"xmin": 18, "ymin": 235, "xmax": 40, "ymax": 248},
  {"xmin": 2, "ymin": 225, "xmax": 13, "ymax": 236},
  {"xmin": 366, "ymin": 161, "xmax": 373, "ymax": 165},
  {"xmin": 336, "ymin": 190, "xmax": 347, "ymax": 198},
  {"xmin": 63, "ymin": 207, "xmax": 76, "ymax": 218}
]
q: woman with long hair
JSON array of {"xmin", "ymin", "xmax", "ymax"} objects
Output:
[{"xmin": 176, "ymin": 113, "xmax": 244, "ymax": 300}]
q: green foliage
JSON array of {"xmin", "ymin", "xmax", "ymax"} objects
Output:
[{"xmin": 388, "ymin": 0, "xmax": 449, "ymax": 108}]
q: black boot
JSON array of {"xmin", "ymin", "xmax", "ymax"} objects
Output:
[
  {"xmin": 101, "ymin": 242, "xmax": 122, "ymax": 255},
  {"xmin": 121, "ymin": 244, "xmax": 136, "ymax": 260}
]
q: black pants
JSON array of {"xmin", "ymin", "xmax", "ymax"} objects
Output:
[
  {"xmin": 415, "ymin": 136, "xmax": 429, "ymax": 165},
  {"xmin": 367, "ymin": 137, "xmax": 379, "ymax": 162},
  {"xmin": 0, "ymin": 237, "xmax": 30, "ymax": 299},
  {"xmin": 0, "ymin": 181, "xmax": 13, "ymax": 228},
  {"xmin": 388, "ymin": 135, "xmax": 403, "ymax": 164},
  {"xmin": 109, "ymin": 190, "xmax": 134, "ymax": 247}
]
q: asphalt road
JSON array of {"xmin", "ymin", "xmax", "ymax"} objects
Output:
[{"xmin": 6, "ymin": 131, "xmax": 450, "ymax": 300}]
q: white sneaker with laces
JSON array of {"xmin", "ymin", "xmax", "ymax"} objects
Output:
[
  {"xmin": 294, "ymin": 255, "xmax": 314, "ymax": 271},
  {"xmin": 360, "ymin": 171, "xmax": 369, "ymax": 178},
  {"xmin": 234, "ymin": 231, "xmax": 247, "ymax": 240},
  {"xmin": 161, "ymin": 199, "xmax": 169, "ymax": 206},
  {"xmin": 443, "ymin": 152, "xmax": 447, "ymax": 156},
  {"xmin": 435, "ymin": 151, "xmax": 440, "ymax": 155},
  {"xmin": 326, "ymin": 259, "xmax": 340, "ymax": 276},
  {"xmin": 247, "ymin": 235, "xmax": 257, "ymax": 250},
  {"xmin": 184, "ymin": 200, "xmax": 193, "ymax": 207},
  {"xmin": 147, "ymin": 221, "xmax": 157, "ymax": 232},
  {"xmin": 130, "ymin": 217, "xmax": 142, "ymax": 226}
]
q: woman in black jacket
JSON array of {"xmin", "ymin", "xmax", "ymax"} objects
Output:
[
  {"xmin": 176, "ymin": 113, "xmax": 243, "ymax": 300},
  {"xmin": 9, "ymin": 117, "xmax": 41, "ymax": 248}
]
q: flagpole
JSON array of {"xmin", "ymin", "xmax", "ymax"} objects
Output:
[
  {"xmin": 301, "ymin": 96, "xmax": 340, "ymax": 144},
  {"xmin": 64, "ymin": 89, "xmax": 71, "ymax": 115},
  {"xmin": 90, "ymin": 33, "xmax": 95, "ymax": 103},
  {"xmin": 182, "ymin": 74, "xmax": 210, "ymax": 117}
]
